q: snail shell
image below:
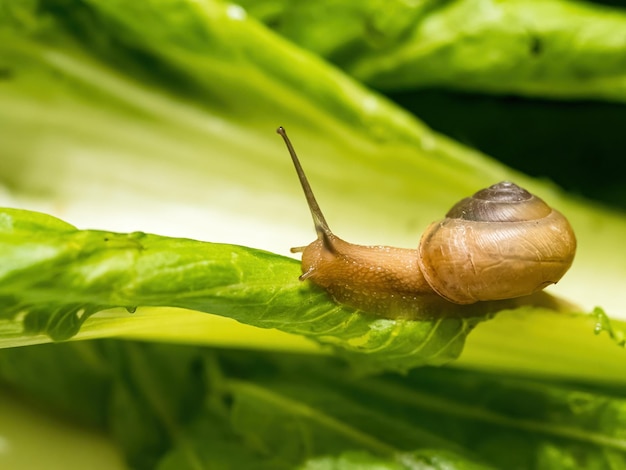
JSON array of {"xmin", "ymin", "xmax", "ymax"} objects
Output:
[{"xmin": 418, "ymin": 182, "xmax": 576, "ymax": 304}]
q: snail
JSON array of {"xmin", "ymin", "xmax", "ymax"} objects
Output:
[{"xmin": 277, "ymin": 127, "xmax": 576, "ymax": 318}]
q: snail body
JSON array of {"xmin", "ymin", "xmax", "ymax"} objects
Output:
[{"xmin": 277, "ymin": 127, "xmax": 576, "ymax": 317}]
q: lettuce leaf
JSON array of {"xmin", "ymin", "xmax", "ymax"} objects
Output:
[
  {"xmin": 237, "ymin": 0, "xmax": 626, "ymax": 101},
  {"xmin": 3, "ymin": 206, "xmax": 626, "ymax": 379},
  {"xmin": 0, "ymin": 206, "xmax": 513, "ymax": 371},
  {"xmin": 1, "ymin": 342, "xmax": 625, "ymax": 469}
]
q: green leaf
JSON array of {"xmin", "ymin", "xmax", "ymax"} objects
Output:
[
  {"xmin": 0, "ymin": 207, "xmax": 483, "ymax": 370},
  {"xmin": 3, "ymin": 342, "xmax": 625, "ymax": 469},
  {"xmin": 299, "ymin": 450, "xmax": 496, "ymax": 470},
  {"xmin": 3, "ymin": 206, "xmax": 626, "ymax": 377},
  {"xmin": 151, "ymin": 347, "xmax": 626, "ymax": 469},
  {"xmin": 239, "ymin": 0, "xmax": 626, "ymax": 101}
]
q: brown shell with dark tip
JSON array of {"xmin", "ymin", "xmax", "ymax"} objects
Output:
[{"xmin": 417, "ymin": 182, "xmax": 577, "ymax": 304}]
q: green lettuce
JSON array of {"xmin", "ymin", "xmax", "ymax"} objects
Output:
[
  {"xmin": 2, "ymin": 0, "xmax": 626, "ymax": 468},
  {"xmin": 0, "ymin": 206, "xmax": 482, "ymax": 371},
  {"xmin": 237, "ymin": 0, "xmax": 626, "ymax": 100},
  {"xmin": 1, "ymin": 342, "xmax": 626, "ymax": 469},
  {"xmin": 2, "ymin": 206, "xmax": 626, "ymax": 380}
]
